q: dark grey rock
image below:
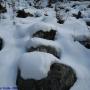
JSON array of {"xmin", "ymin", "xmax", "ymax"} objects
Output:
[
  {"xmin": 0, "ymin": 4, "xmax": 7, "ymax": 13},
  {"xmin": 79, "ymin": 38, "xmax": 90, "ymax": 49},
  {"xmin": 32, "ymin": 30, "xmax": 56, "ymax": 40},
  {"xmin": 26, "ymin": 45, "xmax": 60, "ymax": 59},
  {"xmin": 87, "ymin": 5, "xmax": 90, "ymax": 8},
  {"xmin": 86, "ymin": 21, "xmax": 90, "ymax": 26},
  {"xmin": 0, "ymin": 37, "xmax": 3, "ymax": 51},
  {"xmin": 72, "ymin": 11, "xmax": 82, "ymax": 19},
  {"xmin": 16, "ymin": 63, "xmax": 77, "ymax": 90},
  {"xmin": 17, "ymin": 9, "xmax": 33, "ymax": 18}
]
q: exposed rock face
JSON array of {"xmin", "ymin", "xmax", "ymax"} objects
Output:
[
  {"xmin": 0, "ymin": 4, "xmax": 7, "ymax": 13},
  {"xmin": 17, "ymin": 9, "xmax": 33, "ymax": 18},
  {"xmin": 32, "ymin": 30, "xmax": 56, "ymax": 40},
  {"xmin": 17, "ymin": 63, "xmax": 77, "ymax": 90},
  {"xmin": 0, "ymin": 37, "xmax": 3, "ymax": 51},
  {"xmin": 26, "ymin": 45, "xmax": 60, "ymax": 59}
]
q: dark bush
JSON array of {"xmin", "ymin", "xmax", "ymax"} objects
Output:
[{"xmin": 17, "ymin": 63, "xmax": 77, "ymax": 90}]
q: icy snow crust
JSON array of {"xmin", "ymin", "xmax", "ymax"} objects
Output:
[{"xmin": 0, "ymin": 1, "xmax": 90, "ymax": 90}]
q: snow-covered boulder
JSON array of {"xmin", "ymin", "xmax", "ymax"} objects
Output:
[
  {"xmin": 26, "ymin": 45, "xmax": 60, "ymax": 59},
  {"xmin": 32, "ymin": 29, "xmax": 56, "ymax": 40},
  {"xmin": 18, "ymin": 52, "xmax": 59, "ymax": 80},
  {"xmin": 17, "ymin": 63, "xmax": 77, "ymax": 90}
]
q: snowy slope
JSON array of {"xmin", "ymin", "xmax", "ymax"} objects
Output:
[{"xmin": 0, "ymin": 1, "xmax": 90, "ymax": 90}]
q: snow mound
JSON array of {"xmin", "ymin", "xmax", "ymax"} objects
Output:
[{"xmin": 19, "ymin": 52, "xmax": 59, "ymax": 80}]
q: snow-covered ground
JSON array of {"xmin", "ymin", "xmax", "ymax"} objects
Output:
[{"xmin": 0, "ymin": 1, "xmax": 90, "ymax": 90}]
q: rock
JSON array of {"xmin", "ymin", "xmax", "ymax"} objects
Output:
[
  {"xmin": 57, "ymin": 19, "xmax": 64, "ymax": 24},
  {"xmin": 65, "ymin": 9, "xmax": 70, "ymax": 13},
  {"xmin": 56, "ymin": 12, "xmax": 64, "ymax": 24},
  {"xmin": 87, "ymin": 5, "xmax": 90, "ymax": 8},
  {"xmin": 17, "ymin": 9, "xmax": 33, "ymax": 18},
  {"xmin": 0, "ymin": 4, "xmax": 7, "ymax": 13},
  {"xmin": 0, "ymin": 37, "xmax": 3, "ymax": 51},
  {"xmin": 79, "ymin": 38, "xmax": 90, "ymax": 49},
  {"xmin": 72, "ymin": 11, "xmax": 82, "ymax": 19},
  {"xmin": 32, "ymin": 30, "xmax": 56, "ymax": 40},
  {"xmin": 86, "ymin": 21, "xmax": 90, "ymax": 26},
  {"xmin": 74, "ymin": 36, "xmax": 90, "ymax": 49},
  {"xmin": 72, "ymin": 3, "xmax": 79, "ymax": 8},
  {"xmin": 26, "ymin": 45, "xmax": 60, "ymax": 59},
  {"xmin": 16, "ymin": 63, "xmax": 77, "ymax": 90}
]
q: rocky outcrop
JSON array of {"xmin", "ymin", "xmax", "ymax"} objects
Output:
[
  {"xmin": 32, "ymin": 30, "xmax": 56, "ymax": 40},
  {"xmin": 16, "ymin": 63, "xmax": 77, "ymax": 90},
  {"xmin": 26, "ymin": 45, "xmax": 60, "ymax": 59}
]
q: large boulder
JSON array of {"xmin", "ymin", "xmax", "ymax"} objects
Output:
[
  {"xmin": 17, "ymin": 63, "xmax": 77, "ymax": 90},
  {"xmin": 26, "ymin": 45, "xmax": 60, "ymax": 59},
  {"xmin": 32, "ymin": 30, "xmax": 56, "ymax": 40}
]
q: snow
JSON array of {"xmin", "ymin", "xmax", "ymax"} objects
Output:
[
  {"xmin": 0, "ymin": 0, "xmax": 90, "ymax": 90},
  {"xmin": 19, "ymin": 52, "xmax": 59, "ymax": 80}
]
